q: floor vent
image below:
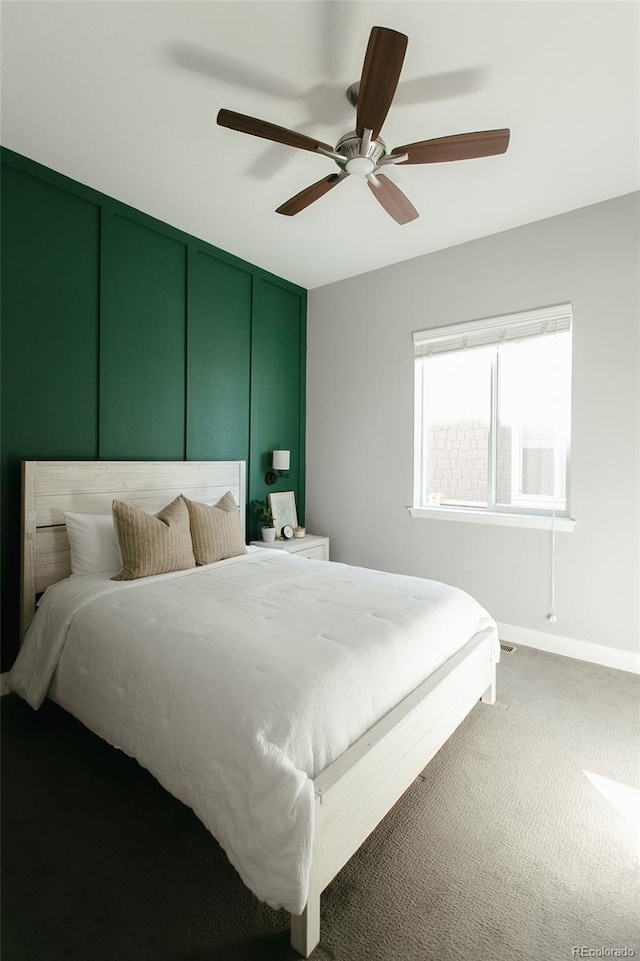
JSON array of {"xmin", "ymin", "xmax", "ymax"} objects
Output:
[{"xmin": 500, "ymin": 642, "xmax": 517, "ymax": 654}]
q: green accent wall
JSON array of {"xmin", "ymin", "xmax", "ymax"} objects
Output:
[
  {"xmin": 0, "ymin": 148, "xmax": 307, "ymax": 670},
  {"xmin": 100, "ymin": 213, "xmax": 188, "ymax": 460},
  {"xmin": 186, "ymin": 250, "xmax": 252, "ymax": 461},
  {"xmin": 250, "ymin": 279, "xmax": 306, "ymax": 520}
]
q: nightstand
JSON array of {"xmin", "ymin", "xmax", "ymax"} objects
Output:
[{"xmin": 250, "ymin": 534, "xmax": 330, "ymax": 561}]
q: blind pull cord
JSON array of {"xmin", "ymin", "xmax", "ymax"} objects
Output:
[
  {"xmin": 547, "ymin": 322, "xmax": 559, "ymax": 624},
  {"xmin": 547, "ymin": 504, "xmax": 558, "ymax": 623}
]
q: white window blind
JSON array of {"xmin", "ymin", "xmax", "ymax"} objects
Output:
[{"xmin": 414, "ymin": 303, "xmax": 572, "ymax": 357}]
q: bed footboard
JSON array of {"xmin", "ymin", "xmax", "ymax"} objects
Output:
[{"xmin": 290, "ymin": 628, "xmax": 496, "ymax": 957}]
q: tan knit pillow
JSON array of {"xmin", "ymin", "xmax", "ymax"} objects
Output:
[
  {"xmin": 183, "ymin": 492, "xmax": 246, "ymax": 565},
  {"xmin": 111, "ymin": 496, "xmax": 196, "ymax": 581}
]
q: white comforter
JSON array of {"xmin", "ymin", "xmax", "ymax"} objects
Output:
[{"xmin": 9, "ymin": 548, "xmax": 497, "ymax": 914}]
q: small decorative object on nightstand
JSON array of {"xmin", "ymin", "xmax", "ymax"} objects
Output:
[
  {"xmin": 268, "ymin": 490, "xmax": 298, "ymax": 536},
  {"xmin": 250, "ymin": 533, "xmax": 330, "ymax": 561},
  {"xmin": 251, "ymin": 498, "xmax": 276, "ymax": 542}
]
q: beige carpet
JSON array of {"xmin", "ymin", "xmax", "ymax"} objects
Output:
[
  {"xmin": 2, "ymin": 645, "xmax": 638, "ymax": 961},
  {"xmin": 313, "ymin": 645, "xmax": 640, "ymax": 961}
]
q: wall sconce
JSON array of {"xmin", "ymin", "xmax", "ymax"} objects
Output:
[{"xmin": 265, "ymin": 450, "xmax": 290, "ymax": 485}]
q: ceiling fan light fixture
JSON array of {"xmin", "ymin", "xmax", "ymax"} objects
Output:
[{"xmin": 346, "ymin": 156, "xmax": 376, "ymax": 176}]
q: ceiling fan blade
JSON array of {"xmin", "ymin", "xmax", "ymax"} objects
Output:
[
  {"xmin": 393, "ymin": 129, "xmax": 511, "ymax": 164},
  {"xmin": 217, "ymin": 109, "xmax": 334, "ymax": 154},
  {"xmin": 356, "ymin": 26, "xmax": 408, "ymax": 141},
  {"xmin": 276, "ymin": 173, "xmax": 347, "ymax": 217},
  {"xmin": 367, "ymin": 174, "xmax": 419, "ymax": 225}
]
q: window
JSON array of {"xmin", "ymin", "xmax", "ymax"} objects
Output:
[{"xmin": 413, "ymin": 303, "xmax": 573, "ymax": 527}]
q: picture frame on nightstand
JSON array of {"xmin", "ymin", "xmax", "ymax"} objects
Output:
[{"xmin": 268, "ymin": 490, "xmax": 298, "ymax": 538}]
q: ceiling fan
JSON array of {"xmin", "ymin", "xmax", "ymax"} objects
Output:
[{"xmin": 217, "ymin": 26, "xmax": 510, "ymax": 225}]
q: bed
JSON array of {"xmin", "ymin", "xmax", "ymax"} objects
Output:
[{"xmin": 10, "ymin": 460, "xmax": 498, "ymax": 957}]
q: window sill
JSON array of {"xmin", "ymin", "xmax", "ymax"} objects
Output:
[{"xmin": 408, "ymin": 506, "xmax": 576, "ymax": 532}]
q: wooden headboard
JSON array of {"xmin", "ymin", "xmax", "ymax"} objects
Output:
[{"xmin": 21, "ymin": 460, "xmax": 247, "ymax": 638}]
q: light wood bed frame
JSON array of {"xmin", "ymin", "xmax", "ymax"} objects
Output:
[{"xmin": 21, "ymin": 459, "xmax": 496, "ymax": 958}]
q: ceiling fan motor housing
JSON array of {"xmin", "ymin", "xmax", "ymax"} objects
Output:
[{"xmin": 337, "ymin": 132, "xmax": 386, "ymax": 176}]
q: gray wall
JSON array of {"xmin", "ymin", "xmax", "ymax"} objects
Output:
[{"xmin": 306, "ymin": 193, "xmax": 639, "ymax": 655}]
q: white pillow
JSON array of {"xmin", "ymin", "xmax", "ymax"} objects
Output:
[{"xmin": 63, "ymin": 511, "xmax": 122, "ymax": 576}]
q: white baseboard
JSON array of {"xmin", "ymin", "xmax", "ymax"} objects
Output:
[
  {"xmin": 497, "ymin": 622, "xmax": 640, "ymax": 675},
  {"xmin": 1, "ymin": 672, "xmax": 11, "ymax": 696}
]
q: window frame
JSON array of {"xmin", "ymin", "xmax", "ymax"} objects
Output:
[{"xmin": 412, "ymin": 304, "xmax": 575, "ymax": 531}]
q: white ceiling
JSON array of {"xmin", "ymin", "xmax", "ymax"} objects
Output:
[{"xmin": 2, "ymin": 1, "xmax": 638, "ymax": 289}]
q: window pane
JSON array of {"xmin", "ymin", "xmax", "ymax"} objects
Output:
[
  {"xmin": 423, "ymin": 346, "xmax": 492, "ymax": 508},
  {"xmin": 496, "ymin": 332, "xmax": 571, "ymax": 511}
]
